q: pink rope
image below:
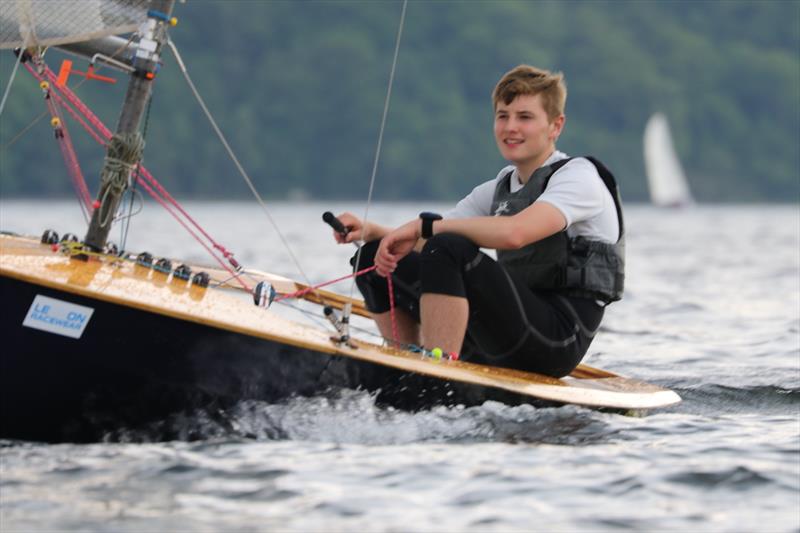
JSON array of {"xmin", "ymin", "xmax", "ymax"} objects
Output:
[
  {"xmin": 136, "ymin": 166, "xmax": 240, "ymax": 268},
  {"xmin": 46, "ymin": 96, "xmax": 93, "ymax": 213},
  {"xmin": 40, "ymin": 64, "xmax": 240, "ymax": 269},
  {"xmin": 39, "ymin": 65, "xmax": 113, "ymax": 139},
  {"xmin": 386, "ymin": 274, "xmax": 399, "ymax": 345},
  {"xmin": 26, "ymin": 65, "xmax": 93, "ymax": 214},
  {"xmin": 24, "ymin": 62, "xmax": 245, "ymax": 285},
  {"xmin": 23, "ymin": 61, "xmax": 397, "ymax": 314},
  {"xmin": 274, "ymin": 266, "xmax": 400, "ymax": 348},
  {"xmin": 274, "ymin": 265, "xmax": 376, "ymax": 302},
  {"xmin": 44, "ymin": 81, "xmax": 110, "ymax": 146},
  {"xmin": 134, "ymin": 177, "xmax": 250, "ymax": 289}
]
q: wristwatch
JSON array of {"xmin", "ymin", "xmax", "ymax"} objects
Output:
[{"xmin": 419, "ymin": 212, "xmax": 442, "ymax": 239}]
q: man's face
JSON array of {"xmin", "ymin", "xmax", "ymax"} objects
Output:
[{"xmin": 494, "ymin": 93, "xmax": 564, "ymax": 172}]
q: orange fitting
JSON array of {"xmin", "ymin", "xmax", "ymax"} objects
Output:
[{"xmin": 56, "ymin": 59, "xmax": 73, "ymax": 87}]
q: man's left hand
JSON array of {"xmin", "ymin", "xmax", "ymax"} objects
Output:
[{"xmin": 374, "ymin": 220, "xmax": 421, "ymax": 276}]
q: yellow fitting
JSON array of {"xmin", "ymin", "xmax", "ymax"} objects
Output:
[
  {"xmin": 39, "ymin": 81, "xmax": 49, "ymax": 90},
  {"xmin": 50, "ymin": 117, "xmax": 61, "ymax": 128},
  {"xmin": 169, "ymin": 17, "xmax": 178, "ymax": 26}
]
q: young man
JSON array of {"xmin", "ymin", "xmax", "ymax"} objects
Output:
[{"xmin": 333, "ymin": 65, "xmax": 624, "ymax": 377}]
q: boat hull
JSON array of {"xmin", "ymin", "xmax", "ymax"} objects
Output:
[
  {"xmin": 2, "ymin": 274, "xmax": 323, "ymax": 440},
  {"xmin": 0, "ymin": 234, "xmax": 680, "ymax": 441},
  {"xmin": 0, "ymin": 273, "xmax": 513, "ymax": 442}
]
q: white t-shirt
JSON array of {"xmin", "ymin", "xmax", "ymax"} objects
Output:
[{"xmin": 444, "ymin": 150, "xmax": 620, "ymax": 243}]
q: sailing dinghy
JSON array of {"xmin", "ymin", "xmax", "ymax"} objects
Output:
[
  {"xmin": 643, "ymin": 112, "xmax": 694, "ymax": 207},
  {"xmin": 0, "ymin": 0, "xmax": 679, "ymax": 442}
]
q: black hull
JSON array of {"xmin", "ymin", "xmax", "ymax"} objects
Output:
[{"xmin": 1, "ymin": 275, "xmax": 523, "ymax": 442}]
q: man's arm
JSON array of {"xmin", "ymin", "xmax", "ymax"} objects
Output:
[
  {"xmin": 431, "ymin": 201, "xmax": 566, "ymax": 250},
  {"xmin": 374, "ymin": 203, "xmax": 565, "ymax": 276}
]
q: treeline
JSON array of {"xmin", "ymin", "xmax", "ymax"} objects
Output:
[{"xmin": 1, "ymin": 0, "xmax": 797, "ymax": 202}]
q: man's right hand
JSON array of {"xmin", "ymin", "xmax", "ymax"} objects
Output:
[{"xmin": 332, "ymin": 212, "xmax": 364, "ymax": 244}]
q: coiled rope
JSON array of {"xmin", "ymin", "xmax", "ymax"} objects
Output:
[{"xmin": 98, "ymin": 133, "xmax": 144, "ymax": 227}]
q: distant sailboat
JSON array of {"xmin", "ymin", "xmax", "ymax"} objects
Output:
[{"xmin": 643, "ymin": 112, "xmax": 694, "ymax": 207}]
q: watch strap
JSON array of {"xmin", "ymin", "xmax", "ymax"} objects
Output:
[{"xmin": 419, "ymin": 212, "xmax": 442, "ymax": 239}]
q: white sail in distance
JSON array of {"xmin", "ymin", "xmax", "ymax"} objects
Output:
[
  {"xmin": 0, "ymin": 0, "xmax": 148, "ymax": 50},
  {"xmin": 643, "ymin": 112, "xmax": 694, "ymax": 207}
]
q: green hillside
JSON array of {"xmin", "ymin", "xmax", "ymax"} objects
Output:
[{"xmin": 1, "ymin": 0, "xmax": 798, "ymax": 202}]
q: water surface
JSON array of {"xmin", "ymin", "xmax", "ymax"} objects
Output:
[{"xmin": 1, "ymin": 201, "xmax": 798, "ymax": 532}]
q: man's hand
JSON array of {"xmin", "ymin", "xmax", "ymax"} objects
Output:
[
  {"xmin": 331, "ymin": 212, "xmax": 364, "ymax": 244},
  {"xmin": 332, "ymin": 212, "xmax": 393, "ymax": 245},
  {"xmin": 375, "ymin": 219, "xmax": 421, "ymax": 276}
]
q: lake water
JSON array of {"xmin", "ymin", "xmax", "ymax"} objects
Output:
[{"xmin": 1, "ymin": 200, "xmax": 798, "ymax": 532}]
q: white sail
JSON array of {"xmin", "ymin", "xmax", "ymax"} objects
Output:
[
  {"xmin": 643, "ymin": 112, "xmax": 693, "ymax": 207},
  {"xmin": 0, "ymin": 0, "xmax": 148, "ymax": 50}
]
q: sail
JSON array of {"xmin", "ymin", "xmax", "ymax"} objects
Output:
[
  {"xmin": 643, "ymin": 112, "xmax": 693, "ymax": 207},
  {"xmin": 0, "ymin": 0, "xmax": 149, "ymax": 50}
]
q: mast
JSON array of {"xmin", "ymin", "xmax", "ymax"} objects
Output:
[{"xmin": 84, "ymin": 0, "xmax": 176, "ymax": 251}]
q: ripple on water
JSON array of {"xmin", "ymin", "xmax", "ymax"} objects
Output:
[
  {"xmin": 92, "ymin": 390, "xmax": 629, "ymax": 447},
  {"xmin": 671, "ymin": 384, "xmax": 800, "ymax": 416},
  {"xmin": 1, "ymin": 203, "xmax": 798, "ymax": 532},
  {"xmin": 666, "ymin": 465, "xmax": 775, "ymax": 491}
]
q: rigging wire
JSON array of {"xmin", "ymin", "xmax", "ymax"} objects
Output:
[
  {"xmin": 347, "ymin": 0, "xmax": 408, "ymax": 306},
  {"xmin": 0, "ymin": 41, "xmax": 28, "ymax": 119},
  {"xmin": 4, "ymin": 11, "xmax": 412, "ymax": 346},
  {"xmin": 0, "ymin": 109, "xmax": 47, "ymax": 150},
  {"xmin": 23, "ymin": 61, "xmax": 250, "ymax": 289},
  {"xmin": 2, "ymin": 34, "xmax": 134, "ymax": 151},
  {"xmin": 164, "ymin": 39, "xmax": 323, "ymax": 296}
]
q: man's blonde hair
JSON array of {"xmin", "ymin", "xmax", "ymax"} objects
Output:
[{"xmin": 492, "ymin": 65, "xmax": 567, "ymax": 121}]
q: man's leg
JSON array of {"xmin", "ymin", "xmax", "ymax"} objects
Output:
[
  {"xmin": 352, "ymin": 240, "xmax": 423, "ymax": 346},
  {"xmin": 420, "ymin": 294, "xmax": 468, "ymax": 353},
  {"xmin": 371, "ymin": 309, "xmax": 420, "ymax": 346},
  {"xmin": 417, "ymin": 233, "xmax": 481, "ymax": 354},
  {"xmin": 455, "ymin": 248, "xmax": 605, "ymax": 377}
]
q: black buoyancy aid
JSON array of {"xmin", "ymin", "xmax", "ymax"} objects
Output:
[{"xmin": 491, "ymin": 156, "xmax": 625, "ymax": 303}]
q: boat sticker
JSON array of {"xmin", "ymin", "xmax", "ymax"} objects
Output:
[{"xmin": 22, "ymin": 295, "xmax": 94, "ymax": 339}]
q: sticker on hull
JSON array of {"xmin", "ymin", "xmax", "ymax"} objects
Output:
[{"xmin": 22, "ymin": 295, "xmax": 94, "ymax": 339}]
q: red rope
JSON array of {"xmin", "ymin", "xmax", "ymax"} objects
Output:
[
  {"xmin": 23, "ymin": 61, "xmax": 401, "ymax": 326},
  {"xmin": 35, "ymin": 76, "xmax": 92, "ymax": 214},
  {"xmin": 386, "ymin": 274, "xmax": 399, "ymax": 345},
  {"xmin": 136, "ymin": 166, "xmax": 241, "ymax": 268},
  {"xmin": 46, "ymin": 98, "xmax": 93, "ymax": 213},
  {"xmin": 40, "ymin": 64, "xmax": 241, "ymax": 270},
  {"xmin": 274, "ymin": 265, "xmax": 376, "ymax": 302},
  {"xmin": 274, "ymin": 264, "xmax": 400, "ymax": 348},
  {"xmin": 133, "ymin": 178, "xmax": 251, "ymax": 290},
  {"xmin": 25, "ymin": 62, "xmax": 246, "ymax": 287}
]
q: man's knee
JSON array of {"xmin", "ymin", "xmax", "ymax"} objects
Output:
[
  {"xmin": 419, "ymin": 233, "xmax": 480, "ymax": 298},
  {"xmin": 344, "ymin": 239, "xmax": 383, "ymax": 312},
  {"xmin": 421, "ymin": 233, "xmax": 480, "ymax": 267},
  {"xmin": 350, "ymin": 239, "xmax": 380, "ymax": 270}
]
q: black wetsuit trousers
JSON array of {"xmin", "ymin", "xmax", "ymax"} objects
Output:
[{"xmin": 353, "ymin": 234, "xmax": 604, "ymax": 378}]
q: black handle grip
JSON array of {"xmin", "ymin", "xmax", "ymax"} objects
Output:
[{"xmin": 322, "ymin": 211, "xmax": 348, "ymax": 235}]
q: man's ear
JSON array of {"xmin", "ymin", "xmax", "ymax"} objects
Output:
[{"xmin": 550, "ymin": 114, "xmax": 565, "ymax": 141}]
